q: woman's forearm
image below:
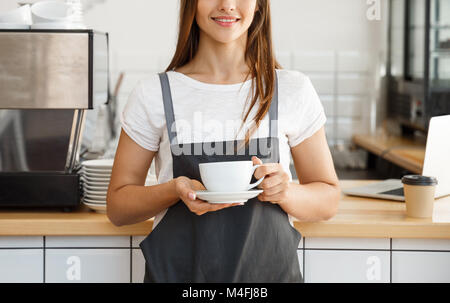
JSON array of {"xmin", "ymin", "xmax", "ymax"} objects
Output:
[
  {"xmin": 107, "ymin": 179, "xmax": 180, "ymax": 226},
  {"xmin": 281, "ymin": 181, "xmax": 341, "ymax": 222}
]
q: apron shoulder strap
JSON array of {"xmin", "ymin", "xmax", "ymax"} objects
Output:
[
  {"xmin": 268, "ymin": 72, "xmax": 279, "ymax": 138},
  {"xmin": 158, "ymin": 72, "xmax": 178, "ymax": 145}
]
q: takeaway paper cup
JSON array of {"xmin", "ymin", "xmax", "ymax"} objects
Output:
[{"xmin": 402, "ymin": 175, "xmax": 438, "ymax": 218}]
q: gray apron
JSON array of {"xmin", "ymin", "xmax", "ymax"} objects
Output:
[{"xmin": 139, "ymin": 72, "xmax": 303, "ymax": 283}]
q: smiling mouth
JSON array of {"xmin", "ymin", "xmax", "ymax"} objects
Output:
[
  {"xmin": 211, "ymin": 17, "xmax": 241, "ymax": 27},
  {"xmin": 212, "ymin": 17, "xmax": 240, "ymax": 22}
]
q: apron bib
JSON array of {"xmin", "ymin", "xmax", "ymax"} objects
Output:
[{"xmin": 139, "ymin": 72, "xmax": 303, "ymax": 283}]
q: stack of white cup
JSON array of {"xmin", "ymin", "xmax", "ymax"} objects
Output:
[
  {"xmin": 31, "ymin": 0, "xmax": 85, "ymax": 29},
  {"xmin": 0, "ymin": 4, "xmax": 32, "ymax": 29},
  {"xmin": 0, "ymin": 1, "xmax": 86, "ymax": 30}
]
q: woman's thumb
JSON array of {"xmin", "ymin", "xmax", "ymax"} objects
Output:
[
  {"xmin": 252, "ymin": 156, "xmax": 263, "ymax": 165},
  {"xmin": 188, "ymin": 191, "xmax": 196, "ymax": 200},
  {"xmin": 178, "ymin": 180, "xmax": 196, "ymax": 200}
]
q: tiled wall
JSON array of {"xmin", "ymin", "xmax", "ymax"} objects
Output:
[{"xmin": 288, "ymin": 50, "xmax": 379, "ymax": 146}]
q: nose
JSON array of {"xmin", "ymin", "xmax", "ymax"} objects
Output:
[{"xmin": 218, "ymin": 0, "xmax": 236, "ymax": 13}]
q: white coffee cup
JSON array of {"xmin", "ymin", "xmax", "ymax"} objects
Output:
[
  {"xmin": 31, "ymin": 1, "xmax": 74, "ymax": 24},
  {"xmin": 199, "ymin": 160, "xmax": 265, "ymax": 192},
  {"xmin": 0, "ymin": 4, "xmax": 31, "ymax": 25}
]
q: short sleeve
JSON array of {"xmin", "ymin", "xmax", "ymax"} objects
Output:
[
  {"xmin": 120, "ymin": 80, "xmax": 161, "ymax": 151},
  {"xmin": 285, "ymin": 75, "xmax": 327, "ymax": 147}
]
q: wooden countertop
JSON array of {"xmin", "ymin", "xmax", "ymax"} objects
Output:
[
  {"xmin": 352, "ymin": 133, "xmax": 425, "ymax": 174},
  {"xmin": 0, "ymin": 180, "xmax": 449, "ymax": 238}
]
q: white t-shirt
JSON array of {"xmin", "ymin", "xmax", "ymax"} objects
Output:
[{"xmin": 120, "ymin": 69, "xmax": 326, "ymax": 229}]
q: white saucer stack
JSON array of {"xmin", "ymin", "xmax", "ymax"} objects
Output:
[
  {"xmin": 80, "ymin": 159, "xmax": 158, "ymax": 213},
  {"xmin": 80, "ymin": 159, "xmax": 114, "ymax": 214}
]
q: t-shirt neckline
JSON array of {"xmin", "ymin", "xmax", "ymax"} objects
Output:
[{"xmin": 167, "ymin": 70, "xmax": 253, "ymax": 91}]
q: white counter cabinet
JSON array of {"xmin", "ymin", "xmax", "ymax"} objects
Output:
[
  {"xmin": 46, "ymin": 249, "xmax": 130, "ymax": 283},
  {"xmin": 304, "ymin": 250, "xmax": 390, "ymax": 283},
  {"xmin": 44, "ymin": 236, "xmax": 130, "ymax": 283},
  {"xmin": 0, "ymin": 236, "xmax": 449, "ymax": 283},
  {"xmin": 0, "ymin": 237, "xmax": 44, "ymax": 283},
  {"xmin": 132, "ymin": 236, "xmax": 146, "ymax": 283},
  {"xmin": 391, "ymin": 239, "xmax": 450, "ymax": 283},
  {"xmin": 303, "ymin": 237, "xmax": 390, "ymax": 283},
  {"xmin": 392, "ymin": 251, "xmax": 450, "ymax": 283},
  {"xmin": 0, "ymin": 249, "xmax": 43, "ymax": 283}
]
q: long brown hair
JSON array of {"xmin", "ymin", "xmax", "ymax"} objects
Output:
[{"xmin": 166, "ymin": 0, "xmax": 281, "ymax": 147}]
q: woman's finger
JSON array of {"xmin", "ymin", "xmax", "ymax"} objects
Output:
[
  {"xmin": 254, "ymin": 163, "xmax": 280, "ymax": 179},
  {"xmin": 258, "ymin": 190, "xmax": 288, "ymax": 204},
  {"xmin": 184, "ymin": 198, "xmax": 207, "ymax": 211},
  {"xmin": 188, "ymin": 200, "xmax": 234, "ymax": 213},
  {"xmin": 258, "ymin": 173, "xmax": 284, "ymax": 190},
  {"xmin": 252, "ymin": 156, "xmax": 263, "ymax": 165},
  {"xmin": 184, "ymin": 193, "xmax": 243, "ymax": 215},
  {"xmin": 178, "ymin": 184, "xmax": 192, "ymax": 201},
  {"xmin": 260, "ymin": 183, "xmax": 286, "ymax": 196}
]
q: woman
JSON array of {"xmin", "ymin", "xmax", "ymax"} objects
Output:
[{"xmin": 107, "ymin": 0, "xmax": 340, "ymax": 283}]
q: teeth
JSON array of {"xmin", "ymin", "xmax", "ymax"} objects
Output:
[{"xmin": 215, "ymin": 19, "xmax": 237, "ymax": 22}]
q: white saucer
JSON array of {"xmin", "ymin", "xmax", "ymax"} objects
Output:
[
  {"xmin": 84, "ymin": 193, "xmax": 106, "ymax": 200},
  {"xmin": 83, "ymin": 201, "xmax": 106, "ymax": 213},
  {"xmin": 83, "ymin": 167, "xmax": 112, "ymax": 174},
  {"xmin": 83, "ymin": 196, "xmax": 106, "ymax": 204},
  {"xmin": 83, "ymin": 171, "xmax": 111, "ymax": 178},
  {"xmin": 81, "ymin": 175, "xmax": 110, "ymax": 182},
  {"xmin": 84, "ymin": 184, "xmax": 109, "ymax": 191},
  {"xmin": 195, "ymin": 189, "xmax": 263, "ymax": 204},
  {"xmin": 82, "ymin": 159, "xmax": 114, "ymax": 169},
  {"xmin": 84, "ymin": 188, "xmax": 107, "ymax": 195},
  {"xmin": 82, "ymin": 181, "xmax": 109, "ymax": 187}
]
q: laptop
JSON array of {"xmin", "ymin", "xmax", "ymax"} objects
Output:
[{"xmin": 343, "ymin": 115, "xmax": 450, "ymax": 201}]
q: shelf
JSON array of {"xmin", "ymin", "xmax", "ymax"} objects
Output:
[
  {"xmin": 430, "ymin": 79, "xmax": 450, "ymax": 90},
  {"xmin": 431, "ymin": 49, "xmax": 450, "ymax": 56},
  {"xmin": 430, "ymin": 24, "xmax": 450, "ymax": 29}
]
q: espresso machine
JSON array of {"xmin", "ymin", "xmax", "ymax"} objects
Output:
[{"xmin": 0, "ymin": 29, "xmax": 110, "ymax": 210}]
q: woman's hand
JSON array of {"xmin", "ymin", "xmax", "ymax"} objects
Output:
[
  {"xmin": 174, "ymin": 176, "xmax": 242, "ymax": 215},
  {"xmin": 252, "ymin": 156, "xmax": 291, "ymax": 205}
]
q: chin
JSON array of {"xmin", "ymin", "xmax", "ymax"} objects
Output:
[
  {"xmin": 207, "ymin": 31, "xmax": 244, "ymax": 44},
  {"xmin": 215, "ymin": 37, "xmax": 239, "ymax": 44}
]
